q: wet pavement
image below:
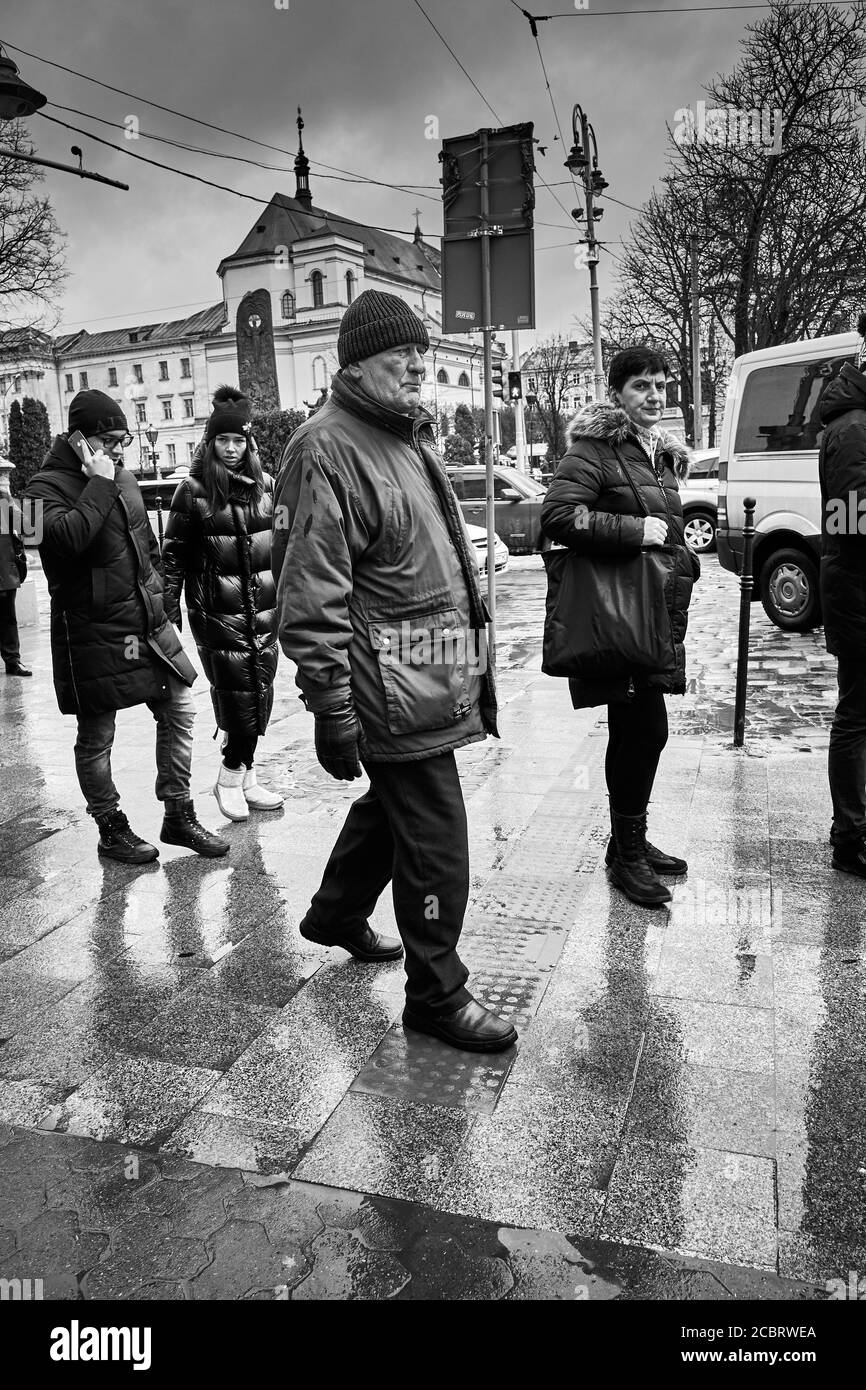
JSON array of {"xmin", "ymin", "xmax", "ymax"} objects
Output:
[{"xmin": 0, "ymin": 552, "xmax": 862, "ymax": 1300}]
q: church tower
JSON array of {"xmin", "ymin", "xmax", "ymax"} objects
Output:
[{"xmin": 294, "ymin": 107, "xmax": 313, "ymax": 209}]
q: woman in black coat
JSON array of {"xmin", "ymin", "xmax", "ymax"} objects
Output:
[
  {"xmin": 162, "ymin": 386, "xmax": 282, "ymax": 820},
  {"xmin": 541, "ymin": 347, "xmax": 700, "ymax": 907}
]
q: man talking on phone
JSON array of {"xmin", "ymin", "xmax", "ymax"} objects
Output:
[{"xmin": 25, "ymin": 390, "xmax": 229, "ymax": 863}]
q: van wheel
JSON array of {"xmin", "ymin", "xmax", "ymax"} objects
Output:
[
  {"xmin": 759, "ymin": 548, "xmax": 821, "ymax": 631},
  {"xmin": 683, "ymin": 510, "xmax": 717, "ymax": 553}
]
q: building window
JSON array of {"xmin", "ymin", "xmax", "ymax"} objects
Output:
[
  {"xmin": 183, "ymin": 397, "xmax": 194, "ymax": 418},
  {"xmin": 162, "ymin": 400, "xmax": 173, "ymax": 421},
  {"xmin": 437, "ymin": 368, "xmax": 450, "ymax": 385},
  {"xmin": 187, "ymin": 442, "xmax": 195, "ymax": 462},
  {"xmin": 310, "ymin": 270, "xmax": 324, "ymax": 309},
  {"xmin": 180, "ymin": 357, "xmax": 191, "ymax": 378},
  {"xmin": 13, "ymin": 375, "xmax": 20, "ymax": 393},
  {"xmin": 158, "ymin": 361, "xmax": 169, "ymax": 381},
  {"xmin": 281, "ymin": 291, "xmax": 295, "ymax": 321},
  {"xmin": 458, "ymin": 371, "xmax": 470, "ymax": 388},
  {"xmin": 166, "ymin": 443, "xmax": 176, "ymax": 468},
  {"xmin": 65, "ymin": 373, "xmax": 74, "ymax": 392},
  {"xmin": 312, "ymin": 355, "xmax": 328, "ymax": 391},
  {"xmin": 345, "ymin": 271, "xmax": 355, "ymax": 304},
  {"xmin": 134, "ymin": 364, "xmax": 143, "ymax": 384},
  {"xmin": 135, "ymin": 402, "xmax": 147, "ymax": 423},
  {"xmin": 79, "ymin": 371, "xmax": 88, "ymax": 389},
  {"xmin": 108, "ymin": 366, "xmax": 118, "ymax": 387}
]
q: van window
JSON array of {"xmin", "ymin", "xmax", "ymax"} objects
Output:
[{"xmin": 734, "ymin": 355, "xmax": 855, "ymax": 453}]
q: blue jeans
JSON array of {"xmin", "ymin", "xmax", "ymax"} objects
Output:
[{"xmin": 74, "ymin": 674, "xmax": 196, "ymax": 819}]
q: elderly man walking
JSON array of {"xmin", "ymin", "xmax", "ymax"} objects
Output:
[{"xmin": 272, "ymin": 290, "xmax": 516, "ymax": 1052}]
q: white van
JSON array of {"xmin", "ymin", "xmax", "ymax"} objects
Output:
[{"xmin": 716, "ymin": 330, "xmax": 859, "ymax": 630}]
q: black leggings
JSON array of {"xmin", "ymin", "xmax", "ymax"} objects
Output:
[
  {"xmin": 222, "ymin": 728, "xmax": 258, "ymax": 770},
  {"xmin": 605, "ymin": 688, "xmax": 669, "ymax": 817}
]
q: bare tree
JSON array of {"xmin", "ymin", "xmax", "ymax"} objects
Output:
[
  {"xmin": 522, "ymin": 335, "xmax": 574, "ymax": 459},
  {"xmin": 0, "ymin": 121, "xmax": 66, "ymax": 337}
]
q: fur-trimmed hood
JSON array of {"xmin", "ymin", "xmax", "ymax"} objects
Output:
[{"xmin": 566, "ymin": 401, "xmax": 692, "ymax": 481}]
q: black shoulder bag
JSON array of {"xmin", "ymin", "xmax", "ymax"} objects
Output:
[{"xmin": 541, "ymin": 447, "xmax": 676, "ymax": 679}]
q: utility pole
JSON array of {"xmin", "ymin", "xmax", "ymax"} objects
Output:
[
  {"xmin": 690, "ymin": 231, "xmax": 704, "ymax": 450},
  {"xmin": 512, "ymin": 329, "xmax": 527, "ymax": 472},
  {"xmin": 478, "ymin": 129, "xmax": 498, "ymax": 658},
  {"xmin": 565, "ymin": 106, "xmax": 608, "ymax": 402}
]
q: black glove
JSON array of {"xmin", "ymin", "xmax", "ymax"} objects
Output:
[{"xmin": 314, "ymin": 704, "xmax": 363, "ymax": 781}]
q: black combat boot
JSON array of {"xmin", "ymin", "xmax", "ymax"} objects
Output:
[
  {"xmin": 96, "ymin": 809, "xmax": 159, "ymax": 865},
  {"xmin": 160, "ymin": 798, "xmax": 230, "ymax": 858},
  {"xmin": 608, "ymin": 811, "xmax": 672, "ymax": 907},
  {"xmin": 604, "ymin": 806, "xmax": 687, "ymax": 875}
]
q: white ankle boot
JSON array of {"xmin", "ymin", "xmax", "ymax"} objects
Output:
[
  {"xmin": 242, "ymin": 765, "xmax": 284, "ymax": 810},
  {"xmin": 214, "ymin": 762, "xmax": 249, "ymax": 820}
]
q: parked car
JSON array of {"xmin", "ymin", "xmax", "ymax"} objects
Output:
[
  {"xmin": 681, "ymin": 447, "xmax": 719, "ymax": 554},
  {"xmin": 466, "ymin": 522, "xmax": 508, "ymax": 576},
  {"xmin": 716, "ymin": 329, "xmax": 859, "ymax": 630},
  {"xmin": 446, "ymin": 465, "xmax": 548, "ymax": 554}
]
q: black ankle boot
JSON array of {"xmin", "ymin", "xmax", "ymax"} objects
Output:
[
  {"xmin": 604, "ymin": 813, "xmax": 688, "ymax": 875},
  {"xmin": 160, "ymin": 798, "xmax": 230, "ymax": 858},
  {"xmin": 608, "ymin": 811, "xmax": 672, "ymax": 907},
  {"xmin": 96, "ymin": 809, "xmax": 159, "ymax": 864}
]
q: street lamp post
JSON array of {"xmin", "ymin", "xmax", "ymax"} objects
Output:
[
  {"xmin": 565, "ymin": 105, "xmax": 608, "ymax": 402},
  {"xmin": 145, "ymin": 425, "xmax": 159, "ymax": 479}
]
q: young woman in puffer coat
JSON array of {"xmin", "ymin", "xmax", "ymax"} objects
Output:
[
  {"xmin": 541, "ymin": 347, "xmax": 700, "ymax": 907},
  {"xmin": 161, "ymin": 386, "xmax": 283, "ymax": 820}
]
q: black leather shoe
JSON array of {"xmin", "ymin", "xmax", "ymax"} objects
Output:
[
  {"xmin": 402, "ymin": 998, "xmax": 518, "ymax": 1053},
  {"xmin": 832, "ymin": 838, "xmax": 866, "ymax": 878},
  {"xmin": 160, "ymin": 798, "xmax": 230, "ymax": 858},
  {"xmin": 5, "ymin": 662, "xmax": 32, "ymax": 677},
  {"xmin": 605, "ymin": 836, "xmax": 687, "ymax": 875},
  {"xmin": 299, "ymin": 917, "xmax": 404, "ymax": 961},
  {"xmin": 96, "ymin": 810, "xmax": 159, "ymax": 865}
]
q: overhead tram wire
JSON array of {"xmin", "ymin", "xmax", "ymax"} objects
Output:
[
  {"xmin": 410, "ymin": 0, "xmax": 503, "ymax": 124},
  {"xmin": 3, "ymin": 40, "xmax": 441, "ymax": 201},
  {"xmin": 36, "ymin": 112, "xmax": 442, "ymax": 240},
  {"xmin": 510, "ymin": 0, "xmax": 843, "ymax": 15}
]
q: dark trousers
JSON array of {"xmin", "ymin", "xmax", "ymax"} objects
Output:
[
  {"xmin": 303, "ymin": 751, "xmax": 472, "ymax": 1013},
  {"xmin": 0, "ymin": 589, "xmax": 21, "ymax": 667},
  {"xmin": 222, "ymin": 727, "xmax": 258, "ymax": 770},
  {"xmin": 605, "ymin": 688, "xmax": 669, "ymax": 816},
  {"xmin": 828, "ymin": 657, "xmax": 866, "ymax": 845}
]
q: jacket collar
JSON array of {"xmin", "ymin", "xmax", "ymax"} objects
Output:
[
  {"xmin": 566, "ymin": 401, "xmax": 691, "ymax": 481},
  {"xmin": 331, "ymin": 371, "xmax": 435, "ymax": 448}
]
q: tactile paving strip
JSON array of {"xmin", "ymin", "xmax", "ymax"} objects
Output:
[
  {"xmin": 458, "ymin": 915, "xmax": 559, "ymax": 968},
  {"xmin": 351, "ymin": 1027, "xmax": 515, "ymax": 1114},
  {"xmin": 470, "ymin": 874, "xmax": 588, "ymax": 927},
  {"xmin": 465, "ymin": 965, "xmax": 551, "ymax": 1029}
]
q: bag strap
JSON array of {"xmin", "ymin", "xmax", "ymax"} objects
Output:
[{"xmin": 612, "ymin": 445, "xmax": 651, "ymax": 518}]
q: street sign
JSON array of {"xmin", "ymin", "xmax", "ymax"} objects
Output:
[{"xmin": 439, "ymin": 123, "xmax": 536, "ymax": 335}]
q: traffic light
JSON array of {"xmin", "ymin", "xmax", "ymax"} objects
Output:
[
  {"xmin": 491, "ymin": 360, "xmax": 505, "ymax": 399},
  {"xmin": 508, "ymin": 370, "xmax": 522, "ymax": 401}
]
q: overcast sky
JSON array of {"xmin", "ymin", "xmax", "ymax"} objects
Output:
[{"xmin": 4, "ymin": 0, "xmax": 758, "ymax": 344}]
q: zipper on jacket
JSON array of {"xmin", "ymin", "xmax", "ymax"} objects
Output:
[{"xmin": 62, "ymin": 611, "xmax": 83, "ymax": 711}]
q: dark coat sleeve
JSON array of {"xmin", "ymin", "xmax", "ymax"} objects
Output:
[
  {"xmin": 541, "ymin": 446, "xmax": 646, "ymax": 554},
  {"xmin": 824, "ymin": 419, "xmax": 866, "ymax": 551},
  {"xmin": 161, "ymin": 481, "xmax": 198, "ymax": 627},
  {"xmin": 272, "ymin": 443, "xmax": 369, "ymax": 714},
  {"xmin": 26, "ymin": 473, "xmax": 120, "ymax": 560}
]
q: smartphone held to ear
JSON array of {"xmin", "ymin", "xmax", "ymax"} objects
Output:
[{"xmin": 68, "ymin": 431, "xmax": 96, "ymax": 468}]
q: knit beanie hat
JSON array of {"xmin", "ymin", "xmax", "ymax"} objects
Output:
[
  {"xmin": 205, "ymin": 385, "xmax": 252, "ymax": 443},
  {"xmin": 338, "ymin": 289, "xmax": 429, "ymax": 368},
  {"xmin": 68, "ymin": 390, "xmax": 128, "ymax": 436}
]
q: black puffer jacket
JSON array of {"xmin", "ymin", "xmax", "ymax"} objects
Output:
[
  {"xmin": 161, "ymin": 455, "xmax": 278, "ymax": 738},
  {"xmin": 25, "ymin": 436, "xmax": 194, "ymax": 715},
  {"xmin": 541, "ymin": 403, "xmax": 699, "ymax": 708},
  {"xmin": 818, "ymin": 363, "xmax": 866, "ymax": 660}
]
